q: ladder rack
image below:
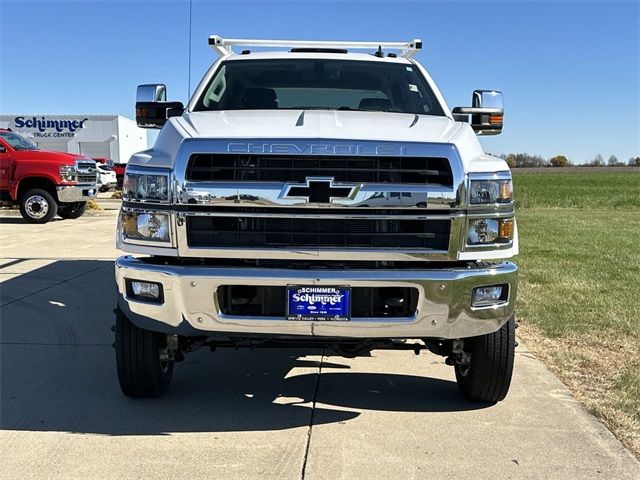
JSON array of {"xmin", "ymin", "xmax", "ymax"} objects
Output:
[{"xmin": 208, "ymin": 35, "xmax": 422, "ymax": 59}]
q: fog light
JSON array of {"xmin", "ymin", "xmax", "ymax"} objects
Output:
[
  {"xmin": 126, "ymin": 279, "xmax": 164, "ymax": 303},
  {"xmin": 472, "ymin": 284, "xmax": 508, "ymax": 307}
]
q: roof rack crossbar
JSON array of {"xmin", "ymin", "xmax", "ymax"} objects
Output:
[{"xmin": 208, "ymin": 35, "xmax": 422, "ymax": 59}]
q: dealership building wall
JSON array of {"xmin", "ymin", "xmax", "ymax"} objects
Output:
[{"xmin": 0, "ymin": 115, "xmax": 147, "ymax": 163}]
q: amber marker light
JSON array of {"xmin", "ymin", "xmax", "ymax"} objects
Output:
[
  {"xmin": 499, "ymin": 219, "xmax": 514, "ymax": 240},
  {"xmin": 499, "ymin": 181, "xmax": 513, "ymax": 202}
]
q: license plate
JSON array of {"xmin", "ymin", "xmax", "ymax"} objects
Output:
[{"xmin": 286, "ymin": 286, "xmax": 351, "ymax": 321}]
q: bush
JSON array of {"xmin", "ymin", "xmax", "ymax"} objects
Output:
[
  {"xmin": 549, "ymin": 155, "xmax": 571, "ymax": 167},
  {"xmin": 86, "ymin": 199, "xmax": 102, "ymax": 211}
]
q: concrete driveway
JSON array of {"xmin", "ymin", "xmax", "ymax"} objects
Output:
[{"xmin": 1, "ymin": 212, "xmax": 638, "ymax": 479}]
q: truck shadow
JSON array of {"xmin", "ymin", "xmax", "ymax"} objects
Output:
[
  {"xmin": 0, "ymin": 259, "xmax": 488, "ymax": 437},
  {"xmin": 0, "ymin": 216, "xmax": 67, "ymax": 224}
]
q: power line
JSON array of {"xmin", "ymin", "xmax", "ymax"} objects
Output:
[{"xmin": 187, "ymin": 0, "xmax": 193, "ymax": 99}]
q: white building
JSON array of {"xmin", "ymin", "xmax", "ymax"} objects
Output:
[{"xmin": 0, "ymin": 115, "xmax": 147, "ymax": 164}]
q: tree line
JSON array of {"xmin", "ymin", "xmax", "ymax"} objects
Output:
[{"xmin": 497, "ymin": 153, "xmax": 640, "ymax": 168}]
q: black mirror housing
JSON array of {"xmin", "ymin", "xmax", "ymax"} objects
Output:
[{"xmin": 136, "ymin": 101, "xmax": 185, "ymax": 128}]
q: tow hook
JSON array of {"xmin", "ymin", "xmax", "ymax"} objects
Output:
[
  {"xmin": 445, "ymin": 339, "xmax": 471, "ymax": 366},
  {"xmin": 159, "ymin": 334, "xmax": 181, "ymax": 362}
]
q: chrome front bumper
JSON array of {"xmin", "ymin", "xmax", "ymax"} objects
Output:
[
  {"xmin": 115, "ymin": 256, "xmax": 517, "ymax": 339},
  {"xmin": 57, "ymin": 185, "xmax": 97, "ymax": 203}
]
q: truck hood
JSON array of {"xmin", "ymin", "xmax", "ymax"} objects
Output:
[
  {"xmin": 178, "ymin": 110, "xmax": 461, "ymax": 143},
  {"xmin": 12, "ymin": 149, "xmax": 89, "ymax": 164},
  {"xmin": 134, "ymin": 110, "xmax": 507, "ymax": 174}
]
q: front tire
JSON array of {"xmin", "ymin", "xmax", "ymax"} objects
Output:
[
  {"xmin": 58, "ymin": 202, "xmax": 87, "ymax": 219},
  {"xmin": 19, "ymin": 188, "xmax": 57, "ymax": 223},
  {"xmin": 115, "ymin": 309, "xmax": 174, "ymax": 398},
  {"xmin": 454, "ymin": 315, "xmax": 515, "ymax": 403}
]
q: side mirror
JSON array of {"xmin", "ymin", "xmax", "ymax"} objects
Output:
[
  {"xmin": 452, "ymin": 90, "xmax": 503, "ymax": 135},
  {"xmin": 0, "ymin": 145, "xmax": 6, "ymax": 153},
  {"xmin": 135, "ymin": 83, "xmax": 184, "ymax": 129}
]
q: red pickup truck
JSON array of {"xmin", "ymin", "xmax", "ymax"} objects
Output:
[{"xmin": 0, "ymin": 129, "xmax": 98, "ymax": 223}]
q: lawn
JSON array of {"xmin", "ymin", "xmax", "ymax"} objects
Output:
[{"xmin": 513, "ymin": 171, "xmax": 640, "ymax": 457}]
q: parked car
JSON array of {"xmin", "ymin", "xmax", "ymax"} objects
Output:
[
  {"xmin": 96, "ymin": 163, "xmax": 117, "ymax": 192},
  {"xmin": 105, "ymin": 159, "xmax": 126, "ymax": 188},
  {"xmin": 0, "ymin": 129, "xmax": 97, "ymax": 223}
]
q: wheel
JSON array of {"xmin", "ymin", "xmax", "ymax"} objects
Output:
[
  {"xmin": 19, "ymin": 188, "xmax": 57, "ymax": 223},
  {"xmin": 454, "ymin": 315, "xmax": 515, "ymax": 403},
  {"xmin": 58, "ymin": 202, "xmax": 87, "ymax": 219},
  {"xmin": 115, "ymin": 308, "xmax": 174, "ymax": 398}
]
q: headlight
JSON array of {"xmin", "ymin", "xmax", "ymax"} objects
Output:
[
  {"xmin": 60, "ymin": 165, "xmax": 76, "ymax": 182},
  {"xmin": 469, "ymin": 178, "xmax": 513, "ymax": 205},
  {"xmin": 123, "ymin": 171, "xmax": 169, "ymax": 202},
  {"xmin": 467, "ymin": 218, "xmax": 514, "ymax": 245},
  {"xmin": 122, "ymin": 211, "xmax": 170, "ymax": 242}
]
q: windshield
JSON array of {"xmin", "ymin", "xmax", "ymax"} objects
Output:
[
  {"xmin": 0, "ymin": 131, "xmax": 38, "ymax": 151},
  {"xmin": 97, "ymin": 164, "xmax": 113, "ymax": 171},
  {"xmin": 194, "ymin": 59, "xmax": 444, "ymax": 115}
]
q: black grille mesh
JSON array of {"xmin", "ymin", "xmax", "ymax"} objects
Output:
[
  {"xmin": 187, "ymin": 154, "xmax": 453, "ymax": 186},
  {"xmin": 187, "ymin": 216, "xmax": 450, "ymax": 250}
]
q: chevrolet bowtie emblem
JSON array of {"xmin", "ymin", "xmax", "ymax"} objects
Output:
[{"xmin": 281, "ymin": 177, "xmax": 358, "ymax": 203}]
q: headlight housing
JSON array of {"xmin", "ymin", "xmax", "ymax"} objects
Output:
[
  {"xmin": 122, "ymin": 210, "xmax": 171, "ymax": 243},
  {"xmin": 468, "ymin": 175, "xmax": 513, "ymax": 205},
  {"xmin": 123, "ymin": 169, "xmax": 170, "ymax": 203},
  {"xmin": 60, "ymin": 165, "xmax": 76, "ymax": 182},
  {"xmin": 467, "ymin": 218, "xmax": 514, "ymax": 246}
]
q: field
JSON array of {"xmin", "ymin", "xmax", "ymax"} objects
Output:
[{"xmin": 513, "ymin": 170, "xmax": 640, "ymax": 456}]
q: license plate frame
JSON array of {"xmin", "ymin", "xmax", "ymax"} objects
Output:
[{"xmin": 286, "ymin": 286, "xmax": 351, "ymax": 321}]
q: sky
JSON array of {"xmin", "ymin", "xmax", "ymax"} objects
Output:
[{"xmin": 1, "ymin": 0, "xmax": 638, "ymax": 164}]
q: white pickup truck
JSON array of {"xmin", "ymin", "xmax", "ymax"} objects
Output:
[{"xmin": 115, "ymin": 36, "xmax": 518, "ymax": 402}]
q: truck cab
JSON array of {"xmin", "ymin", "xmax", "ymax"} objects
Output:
[
  {"xmin": 114, "ymin": 36, "xmax": 517, "ymax": 402},
  {"xmin": 0, "ymin": 129, "xmax": 98, "ymax": 222}
]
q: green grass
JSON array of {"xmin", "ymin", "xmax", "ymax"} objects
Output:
[
  {"xmin": 513, "ymin": 170, "xmax": 640, "ymax": 454},
  {"xmin": 516, "ymin": 209, "xmax": 640, "ymax": 337},
  {"xmin": 514, "ymin": 171, "xmax": 640, "ymax": 337},
  {"xmin": 513, "ymin": 171, "xmax": 640, "ymax": 209},
  {"xmin": 614, "ymin": 367, "xmax": 640, "ymax": 418}
]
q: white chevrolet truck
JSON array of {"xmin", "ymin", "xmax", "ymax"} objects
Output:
[{"xmin": 115, "ymin": 36, "xmax": 518, "ymax": 402}]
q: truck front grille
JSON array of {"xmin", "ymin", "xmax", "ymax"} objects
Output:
[
  {"xmin": 186, "ymin": 216, "xmax": 450, "ymax": 250},
  {"xmin": 187, "ymin": 154, "xmax": 453, "ymax": 187},
  {"xmin": 75, "ymin": 162, "xmax": 97, "ymax": 184}
]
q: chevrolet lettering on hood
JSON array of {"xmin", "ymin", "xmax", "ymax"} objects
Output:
[{"xmin": 227, "ymin": 142, "xmax": 410, "ymax": 156}]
